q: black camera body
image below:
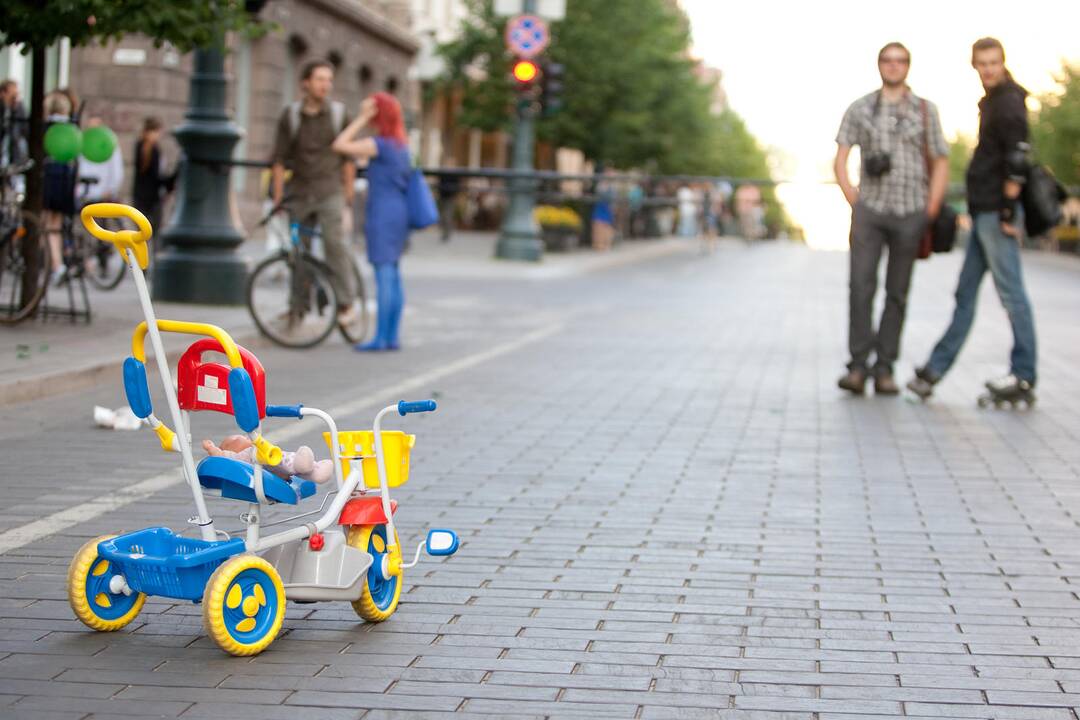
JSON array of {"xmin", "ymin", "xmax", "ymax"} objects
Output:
[{"xmin": 864, "ymin": 152, "xmax": 892, "ymax": 178}]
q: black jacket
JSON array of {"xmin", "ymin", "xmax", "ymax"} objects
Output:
[{"xmin": 966, "ymin": 77, "xmax": 1029, "ymax": 213}]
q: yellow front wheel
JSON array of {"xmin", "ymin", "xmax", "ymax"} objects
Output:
[
  {"xmin": 67, "ymin": 535, "xmax": 146, "ymax": 632},
  {"xmin": 347, "ymin": 524, "xmax": 403, "ymax": 622},
  {"xmin": 202, "ymin": 555, "xmax": 285, "ymax": 656}
]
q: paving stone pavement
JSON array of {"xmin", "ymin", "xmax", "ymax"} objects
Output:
[{"xmin": 2, "ymin": 239, "xmax": 1080, "ymax": 719}]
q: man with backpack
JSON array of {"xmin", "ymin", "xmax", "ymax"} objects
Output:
[
  {"xmin": 270, "ymin": 60, "xmax": 359, "ymax": 324},
  {"xmin": 906, "ymin": 38, "xmax": 1039, "ymax": 404}
]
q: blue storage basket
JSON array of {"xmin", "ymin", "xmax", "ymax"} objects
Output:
[{"xmin": 97, "ymin": 528, "xmax": 246, "ymax": 601}]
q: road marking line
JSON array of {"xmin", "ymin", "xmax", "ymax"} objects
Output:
[{"xmin": 0, "ymin": 322, "xmax": 564, "ymax": 556}]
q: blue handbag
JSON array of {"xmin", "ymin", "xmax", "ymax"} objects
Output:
[{"xmin": 406, "ymin": 169, "xmax": 439, "ymax": 230}]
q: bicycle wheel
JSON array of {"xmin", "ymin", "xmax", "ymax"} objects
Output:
[
  {"xmin": 247, "ymin": 251, "xmax": 339, "ymax": 348},
  {"xmin": 0, "ymin": 226, "xmax": 50, "ymax": 325},
  {"xmin": 337, "ymin": 257, "xmax": 370, "ymax": 344},
  {"xmin": 82, "ymin": 228, "xmax": 126, "ymax": 290}
]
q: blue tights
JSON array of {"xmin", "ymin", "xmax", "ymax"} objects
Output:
[{"xmin": 356, "ymin": 262, "xmax": 403, "ymax": 351}]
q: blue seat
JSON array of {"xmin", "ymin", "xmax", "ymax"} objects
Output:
[{"xmin": 196, "ymin": 456, "xmax": 317, "ymax": 506}]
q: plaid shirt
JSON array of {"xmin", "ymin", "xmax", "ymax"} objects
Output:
[{"xmin": 836, "ymin": 90, "xmax": 948, "ymax": 216}]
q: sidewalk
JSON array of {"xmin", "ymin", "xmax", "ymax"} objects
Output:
[{"xmin": 0, "ymin": 229, "xmax": 692, "ymax": 405}]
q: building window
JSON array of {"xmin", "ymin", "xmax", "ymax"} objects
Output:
[
  {"xmin": 327, "ymin": 50, "xmax": 343, "ymax": 70},
  {"xmin": 359, "ymin": 64, "xmax": 373, "ymax": 89},
  {"xmin": 385, "ymin": 76, "xmax": 399, "ymax": 94}
]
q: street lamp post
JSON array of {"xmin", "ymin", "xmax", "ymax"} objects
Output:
[{"xmin": 152, "ymin": 43, "xmax": 247, "ymax": 304}]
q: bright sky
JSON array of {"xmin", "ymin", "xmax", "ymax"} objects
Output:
[{"xmin": 681, "ymin": 0, "xmax": 1080, "ymax": 248}]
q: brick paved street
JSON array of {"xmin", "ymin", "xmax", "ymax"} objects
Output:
[{"xmin": 3, "ymin": 239, "xmax": 1080, "ymax": 719}]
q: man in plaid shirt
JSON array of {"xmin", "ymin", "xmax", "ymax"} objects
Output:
[{"xmin": 835, "ymin": 42, "xmax": 949, "ymax": 395}]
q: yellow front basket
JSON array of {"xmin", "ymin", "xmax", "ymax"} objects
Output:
[{"xmin": 324, "ymin": 431, "xmax": 415, "ymax": 489}]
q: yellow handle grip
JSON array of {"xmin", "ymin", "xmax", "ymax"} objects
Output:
[
  {"xmin": 253, "ymin": 436, "xmax": 283, "ymax": 467},
  {"xmin": 80, "ymin": 203, "xmax": 152, "ymax": 270}
]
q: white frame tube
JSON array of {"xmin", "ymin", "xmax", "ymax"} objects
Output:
[{"xmin": 127, "ymin": 249, "xmax": 216, "ymax": 541}]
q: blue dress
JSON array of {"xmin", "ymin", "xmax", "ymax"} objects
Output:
[{"xmin": 365, "ymin": 136, "xmax": 411, "ymax": 265}]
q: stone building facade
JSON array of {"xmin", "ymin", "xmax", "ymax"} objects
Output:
[{"xmin": 27, "ymin": 0, "xmax": 419, "ymax": 225}]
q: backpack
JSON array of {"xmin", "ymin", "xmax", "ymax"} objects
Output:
[
  {"xmin": 1022, "ymin": 164, "xmax": 1067, "ymax": 238},
  {"xmin": 286, "ymin": 100, "xmax": 345, "ymax": 140}
]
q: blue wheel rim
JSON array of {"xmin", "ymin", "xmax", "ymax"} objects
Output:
[
  {"xmin": 84, "ymin": 557, "xmax": 141, "ymax": 621},
  {"xmin": 366, "ymin": 525, "xmax": 398, "ymax": 610},
  {"xmin": 222, "ymin": 568, "xmax": 279, "ymax": 644}
]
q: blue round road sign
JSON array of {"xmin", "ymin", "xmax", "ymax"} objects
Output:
[{"xmin": 505, "ymin": 14, "xmax": 549, "ymax": 59}]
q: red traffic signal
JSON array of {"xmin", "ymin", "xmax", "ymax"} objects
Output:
[{"xmin": 512, "ymin": 60, "xmax": 540, "ymax": 84}]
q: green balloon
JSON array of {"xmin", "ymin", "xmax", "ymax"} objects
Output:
[
  {"xmin": 44, "ymin": 123, "xmax": 82, "ymax": 163},
  {"xmin": 82, "ymin": 125, "xmax": 118, "ymax": 163}
]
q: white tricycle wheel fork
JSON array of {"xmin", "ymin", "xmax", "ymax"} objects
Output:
[
  {"xmin": 372, "ymin": 405, "xmax": 400, "ymax": 550},
  {"xmin": 126, "ymin": 247, "xmax": 217, "ymax": 542},
  {"xmin": 246, "ymin": 405, "xmax": 365, "ymax": 554}
]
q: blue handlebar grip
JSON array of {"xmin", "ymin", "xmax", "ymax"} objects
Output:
[
  {"xmin": 398, "ymin": 399, "xmax": 437, "ymax": 415},
  {"xmin": 266, "ymin": 404, "xmax": 304, "ymax": 419}
]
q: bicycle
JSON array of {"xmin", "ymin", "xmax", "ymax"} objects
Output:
[
  {"xmin": 66, "ymin": 177, "xmax": 126, "ymax": 291},
  {"xmin": 247, "ymin": 202, "xmax": 369, "ymax": 348},
  {"xmin": 0, "ymin": 159, "xmax": 50, "ymax": 325}
]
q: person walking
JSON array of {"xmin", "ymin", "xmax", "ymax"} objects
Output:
[
  {"xmin": 132, "ymin": 116, "xmax": 175, "ymax": 238},
  {"xmin": 437, "ymin": 165, "xmax": 460, "ymax": 243},
  {"xmin": 906, "ymin": 38, "xmax": 1037, "ymax": 403},
  {"xmin": 270, "ymin": 60, "xmax": 359, "ymax": 326},
  {"xmin": 834, "ymin": 42, "xmax": 948, "ymax": 395},
  {"xmin": 332, "ymin": 92, "xmax": 411, "ymax": 352}
]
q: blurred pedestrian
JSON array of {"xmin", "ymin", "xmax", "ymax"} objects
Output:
[
  {"xmin": 270, "ymin": 60, "xmax": 358, "ymax": 326},
  {"xmin": 78, "ymin": 116, "xmax": 124, "ymax": 204},
  {"xmin": 733, "ymin": 184, "xmax": 764, "ymax": 242},
  {"xmin": 132, "ymin": 116, "xmax": 176, "ymax": 240},
  {"xmin": 0, "ymin": 79, "xmax": 28, "ymax": 171},
  {"xmin": 591, "ymin": 170, "xmax": 616, "ymax": 251},
  {"xmin": 42, "ymin": 91, "xmax": 76, "ymax": 285},
  {"xmin": 437, "ymin": 165, "xmax": 460, "ymax": 242},
  {"xmin": 78, "ymin": 115, "xmax": 125, "ymax": 276},
  {"xmin": 907, "ymin": 38, "xmax": 1038, "ymax": 402},
  {"xmin": 332, "ymin": 92, "xmax": 411, "ymax": 351},
  {"xmin": 676, "ymin": 184, "xmax": 698, "ymax": 238},
  {"xmin": 834, "ymin": 42, "xmax": 948, "ymax": 395}
]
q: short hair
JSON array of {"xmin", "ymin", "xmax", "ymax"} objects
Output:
[
  {"xmin": 878, "ymin": 42, "xmax": 911, "ymax": 64},
  {"xmin": 142, "ymin": 116, "xmax": 164, "ymax": 133},
  {"xmin": 300, "ymin": 60, "xmax": 334, "ymax": 81},
  {"xmin": 971, "ymin": 37, "xmax": 1005, "ymax": 64},
  {"xmin": 45, "ymin": 91, "xmax": 71, "ymax": 117},
  {"xmin": 0, "ymin": 79, "xmax": 16, "ymax": 94}
]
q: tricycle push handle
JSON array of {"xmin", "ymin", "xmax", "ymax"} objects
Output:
[{"xmin": 398, "ymin": 400, "xmax": 437, "ymax": 415}]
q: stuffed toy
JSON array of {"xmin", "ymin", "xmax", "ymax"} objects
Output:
[{"xmin": 202, "ymin": 435, "xmax": 334, "ymax": 483}]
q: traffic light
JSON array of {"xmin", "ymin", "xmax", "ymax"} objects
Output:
[
  {"xmin": 512, "ymin": 59, "xmax": 540, "ymax": 85},
  {"xmin": 540, "ymin": 61, "xmax": 564, "ymax": 116}
]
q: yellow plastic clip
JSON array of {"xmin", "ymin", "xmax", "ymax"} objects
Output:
[
  {"xmin": 253, "ymin": 436, "xmax": 283, "ymax": 467},
  {"xmin": 153, "ymin": 423, "xmax": 177, "ymax": 453},
  {"xmin": 80, "ymin": 203, "xmax": 152, "ymax": 270}
]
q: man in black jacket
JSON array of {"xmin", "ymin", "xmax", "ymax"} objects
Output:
[{"xmin": 907, "ymin": 38, "xmax": 1037, "ymax": 402}]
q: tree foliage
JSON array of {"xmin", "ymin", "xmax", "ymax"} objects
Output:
[
  {"xmin": 1031, "ymin": 62, "xmax": 1080, "ymax": 188},
  {"xmin": 0, "ymin": 0, "xmax": 270, "ymax": 53},
  {"xmin": 437, "ymin": 0, "xmax": 775, "ymax": 181}
]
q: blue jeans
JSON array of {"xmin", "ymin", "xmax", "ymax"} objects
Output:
[
  {"xmin": 925, "ymin": 210, "xmax": 1037, "ymax": 384},
  {"xmin": 372, "ymin": 262, "xmax": 404, "ymax": 347}
]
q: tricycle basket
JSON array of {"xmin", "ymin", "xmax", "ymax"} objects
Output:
[{"xmin": 97, "ymin": 527, "xmax": 246, "ymax": 601}]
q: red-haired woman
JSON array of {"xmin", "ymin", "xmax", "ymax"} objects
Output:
[{"xmin": 333, "ymin": 93, "xmax": 411, "ymax": 351}]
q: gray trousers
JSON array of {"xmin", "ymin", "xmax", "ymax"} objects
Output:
[
  {"xmin": 288, "ymin": 192, "xmax": 355, "ymax": 307},
  {"xmin": 848, "ymin": 202, "xmax": 926, "ymax": 375}
]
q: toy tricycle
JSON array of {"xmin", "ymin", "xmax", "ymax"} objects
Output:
[{"xmin": 66, "ymin": 203, "xmax": 458, "ymax": 656}]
